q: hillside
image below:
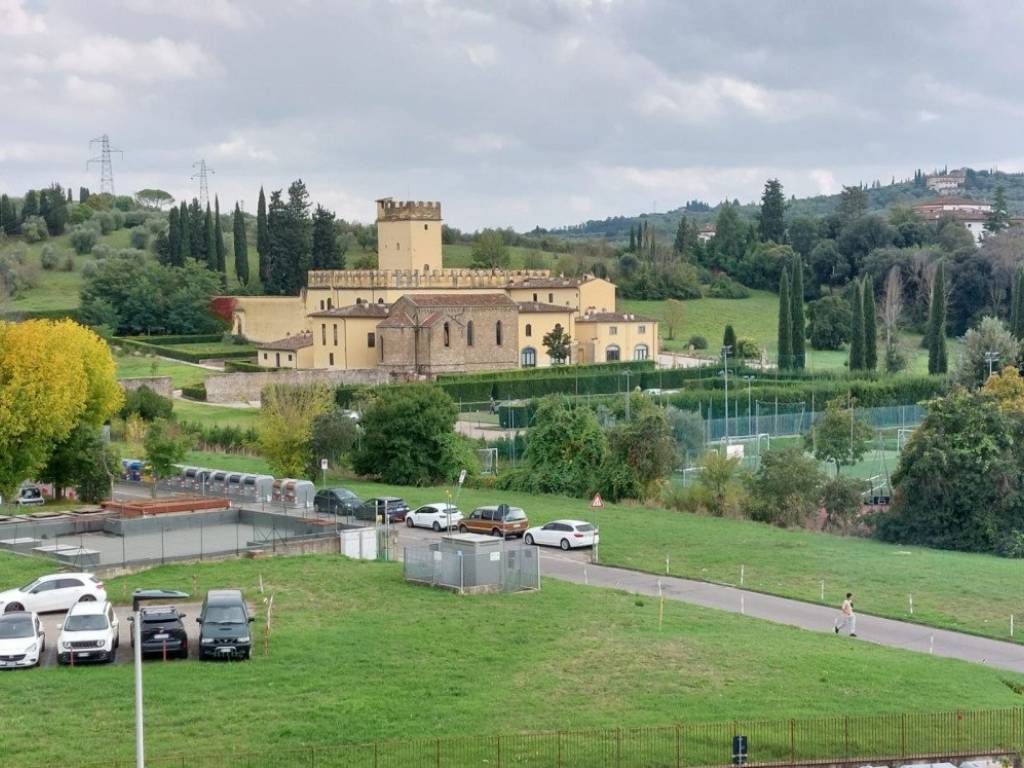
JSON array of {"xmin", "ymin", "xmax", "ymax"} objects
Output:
[{"xmin": 550, "ymin": 166, "xmax": 1024, "ymax": 244}]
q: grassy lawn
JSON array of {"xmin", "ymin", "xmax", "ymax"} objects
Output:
[
  {"xmin": 115, "ymin": 352, "xmax": 212, "ymax": 389},
  {"xmin": 0, "ymin": 554, "xmax": 1020, "ymax": 767},
  {"xmin": 172, "ymin": 400, "xmax": 261, "ymax": 430},
  {"xmin": 159, "ymin": 341, "xmax": 256, "ymax": 358}
]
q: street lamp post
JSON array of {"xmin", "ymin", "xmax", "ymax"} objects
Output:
[
  {"xmin": 720, "ymin": 346, "xmax": 732, "ymax": 443},
  {"xmin": 621, "ymin": 369, "xmax": 632, "ymax": 421},
  {"xmin": 743, "ymin": 375, "xmax": 755, "ymax": 437},
  {"xmin": 985, "ymin": 350, "xmax": 999, "ymax": 378}
]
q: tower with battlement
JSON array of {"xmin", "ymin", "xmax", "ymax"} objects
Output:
[{"xmin": 376, "ymin": 197, "xmax": 443, "ymax": 273}]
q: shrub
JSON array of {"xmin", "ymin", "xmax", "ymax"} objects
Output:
[
  {"xmin": 81, "ymin": 261, "xmax": 98, "ymax": 278},
  {"xmin": 129, "ymin": 227, "xmax": 149, "ymax": 250},
  {"xmin": 69, "ymin": 225, "xmax": 99, "ymax": 254},
  {"xmin": 91, "ymin": 244, "xmax": 114, "ymax": 260},
  {"xmin": 70, "ymin": 205, "xmax": 93, "ymax": 225},
  {"xmin": 62, "ymin": 253, "xmax": 75, "ymax": 272},
  {"xmin": 807, "ymin": 294, "xmax": 851, "ymax": 351},
  {"xmin": 40, "ymin": 244, "xmax": 61, "ymax": 271},
  {"xmin": 0, "ymin": 252, "xmax": 39, "ymax": 296},
  {"xmin": 94, "ymin": 211, "xmax": 115, "ymax": 234},
  {"xmin": 110, "ymin": 210, "xmax": 125, "ymax": 230},
  {"xmin": 120, "ymin": 385, "xmax": 173, "ymax": 421},
  {"xmin": 707, "ymin": 274, "xmax": 750, "ymax": 298},
  {"xmin": 21, "ymin": 215, "xmax": 48, "ymax": 243},
  {"xmin": 735, "ymin": 338, "xmax": 760, "ymax": 358},
  {"xmin": 180, "ymin": 384, "xmax": 207, "ymax": 401},
  {"xmin": 688, "ymin": 335, "xmax": 708, "ymax": 350}
]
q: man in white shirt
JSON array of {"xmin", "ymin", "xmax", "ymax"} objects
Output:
[{"xmin": 834, "ymin": 592, "xmax": 856, "ymax": 637}]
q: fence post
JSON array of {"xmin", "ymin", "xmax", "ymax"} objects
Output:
[
  {"xmin": 374, "ymin": 741, "xmax": 379, "ymax": 768},
  {"xmin": 789, "ymin": 719, "xmax": 795, "ymax": 764},
  {"xmin": 496, "ymin": 735, "xmax": 501, "ymax": 768},
  {"xmin": 557, "ymin": 731, "xmax": 563, "ymax": 768},
  {"xmin": 617, "ymin": 726, "xmax": 622, "ymax": 768},
  {"xmin": 675, "ymin": 724, "xmax": 681, "ymax": 768},
  {"xmin": 436, "ymin": 737, "xmax": 441, "ymax": 768},
  {"xmin": 310, "ymin": 745, "xmax": 316, "ymax": 768},
  {"xmin": 900, "ymin": 713, "xmax": 906, "ymax": 757},
  {"xmin": 844, "ymin": 716, "xmax": 849, "ymax": 758}
]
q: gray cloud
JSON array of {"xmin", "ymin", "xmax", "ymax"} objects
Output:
[{"xmin": 1, "ymin": 0, "xmax": 1022, "ymax": 229}]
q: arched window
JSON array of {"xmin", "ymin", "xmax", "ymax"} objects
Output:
[
  {"xmin": 521, "ymin": 347, "xmax": 537, "ymax": 368},
  {"xmin": 605, "ymin": 344, "xmax": 621, "ymax": 362},
  {"xmin": 496, "ymin": 321, "xmax": 503, "ymax": 346},
  {"xmin": 443, "ymin": 321, "xmax": 451, "ymax": 347},
  {"xmin": 467, "ymin": 320, "xmax": 474, "ymax": 346},
  {"xmin": 525, "ymin": 323, "xmax": 532, "ymax": 337},
  {"xmin": 377, "ymin": 297, "xmax": 385, "ymax": 304},
  {"xmin": 633, "ymin": 344, "xmax": 649, "ymax": 361}
]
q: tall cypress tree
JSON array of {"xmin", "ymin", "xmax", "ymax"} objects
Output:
[
  {"xmin": 790, "ymin": 256, "xmax": 805, "ymax": 369},
  {"xmin": 758, "ymin": 178, "xmax": 786, "ymax": 243},
  {"xmin": 628, "ymin": 226, "xmax": 636, "ymax": 253},
  {"xmin": 21, "ymin": 189, "xmax": 38, "ymax": 221},
  {"xmin": 1011, "ymin": 270, "xmax": 1020, "ymax": 340},
  {"xmin": 190, "ymin": 198, "xmax": 205, "ymax": 262},
  {"xmin": 723, "ymin": 324, "xmax": 737, "ymax": 352},
  {"xmin": 233, "ymin": 203, "xmax": 249, "ymax": 286},
  {"xmin": 863, "ymin": 279, "xmax": 877, "ymax": 371},
  {"xmin": 178, "ymin": 201, "xmax": 191, "ymax": 262},
  {"xmin": 849, "ymin": 280, "xmax": 864, "ymax": 371},
  {"xmin": 0, "ymin": 194, "xmax": 17, "ymax": 235},
  {"xmin": 777, "ymin": 270, "xmax": 793, "ymax": 369},
  {"xmin": 205, "ymin": 204, "xmax": 217, "ymax": 275},
  {"xmin": 214, "ymin": 196, "xmax": 226, "ymax": 277},
  {"xmin": 1013, "ymin": 269, "xmax": 1024, "ymax": 340},
  {"xmin": 928, "ymin": 262, "xmax": 948, "ymax": 374},
  {"xmin": 166, "ymin": 207, "xmax": 181, "ymax": 266},
  {"xmin": 256, "ymin": 187, "xmax": 270, "ymax": 287}
]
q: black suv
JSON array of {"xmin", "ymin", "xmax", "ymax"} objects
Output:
[
  {"xmin": 130, "ymin": 605, "xmax": 188, "ymax": 659},
  {"xmin": 355, "ymin": 496, "xmax": 410, "ymax": 523},
  {"xmin": 313, "ymin": 487, "xmax": 362, "ymax": 516},
  {"xmin": 197, "ymin": 589, "xmax": 253, "ymax": 661}
]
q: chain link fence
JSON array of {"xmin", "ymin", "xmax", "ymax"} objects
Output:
[{"xmin": 404, "ymin": 541, "xmax": 539, "ymax": 593}]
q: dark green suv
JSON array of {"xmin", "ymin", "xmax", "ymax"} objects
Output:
[{"xmin": 197, "ymin": 589, "xmax": 253, "ymax": 661}]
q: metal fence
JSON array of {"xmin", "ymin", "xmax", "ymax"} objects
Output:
[
  {"xmin": 404, "ymin": 542, "xmax": 539, "ymax": 593},
  {"xmin": 61, "ymin": 708, "xmax": 1024, "ymax": 768},
  {"xmin": 705, "ymin": 404, "xmax": 928, "ymax": 442}
]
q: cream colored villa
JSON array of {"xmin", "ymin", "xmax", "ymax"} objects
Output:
[{"xmin": 226, "ymin": 198, "xmax": 657, "ymax": 376}]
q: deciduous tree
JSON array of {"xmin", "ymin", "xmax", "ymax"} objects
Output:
[
  {"xmin": 805, "ymin": 396, "xmax": 873, "ymax": 476},
  {"xmin": 258, "ymin": 384, "xmax": 333, "ymax": 479}
]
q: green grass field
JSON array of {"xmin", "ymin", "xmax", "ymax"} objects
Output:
[
  {"xmin": 0, "ymin": 554, "xmax": 1020, "ymax": 767},
  {"xmin": 172, "ymin": 400, "xmax": 261, "ymax": 430},
  {"xmin": 115, "ymin": 352, "xmax": 212, "ymax": 389}
]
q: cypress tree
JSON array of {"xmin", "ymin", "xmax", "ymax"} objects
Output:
[
  {"xmin": 628, "ymin": 225, "xmax": 636, "ymax": 252},
  {"xmin": 0, "ymin": 194, "xmax": 17, "ymax": 235},
  {"xmin": 723, "ymin": 324, "xmax": 737, "ymax": 353},
  {"xmin": 673, "ymin": 217, "xmax": 689, "ymax": 255},
  {"xmin": 21, "ymin": 189, "xmax": 38, "ymax": 221},
  {"xmin": 190, "ymin": 198, "xmax": 205, "ymax": 262},
  {"xmin": 256, "ymin": 187, "xmax": 270, "ymax": 286},
  {"xmin": 178, "ymin": 201, "xmax": 191, "ymax": 262},
  {"xmin": 205, "ymin": 204, "xmax": 217, "ymax": 274},
  {"xmin": 233, "ymin": 203, "xmax": 249, "ymax": 286},
  {"xmin": 790, "ymin": 256, "xmax": 805, "ymax": 369},
  {"xmin": 67, "ymin": 187, "xmax": 72, "ymax": 203},
  {"xmin": 849, "ymin": 280, "xmax": 864, "ymax": 371},
  {"xmin": 928, "ymin": 262, "xmax": 948, "ymax": 374},
  {"xmin": 79, "ymin": 187, "xmax": 90, "ymax": 204},
  {"xmin": 1011, "ymin": 270, "xmax": 1020, "ymax": 340},
  {"xmin": 863, "ymin": 279, "xmax": 877, "ymax": 371},
  {"xmin": 214, "ymin": 196, "xmax": 226, "ymax": 276},
  {"xmin": 166, "ymin": 207, "xmax": 181, "ymax": 266},
  {"xmin": 777, "ymin": 270, "xmax": 793, "ymax": 369}
]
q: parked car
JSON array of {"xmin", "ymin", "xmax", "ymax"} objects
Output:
[
  {"xmin": 313, "ymin": 487, "xmax": 362, "ymax": 516},
  {"xmin": 0, "ymin": 611, "xmax": 45, "ymax": 669},
  {"xmin": 0, "ymin": 573, "xmax": 107, "ymax": 614},
  {"xmin": 15, "ymin": 485, "xmax": 45, "ymax": 507},
  {"xmin": 459, "ymin": 505, "xmax": 529, "ymax": 538},
  {"xmin": 129, "ymin": 605, "xmax": 189, "ymax": 659},
  {"xmin": 355, "ymin": 496, "xmax": 410, "ymax": 523},
  {"xmin": 406, "ymin": 503, "xmax": 463, "ymax": 531},
  {"xmin": 524, "ymin": 520, "xmax": 599, "ymax": 550},
  {"xmin": 197, "ymin": 589, "xmax": 253, "ymax": 661},
  {"xmin": 57, "ymin": 600, "xmax": 119, "ymax": 665}
]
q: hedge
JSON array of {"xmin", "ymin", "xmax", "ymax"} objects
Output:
[
  {"xmin": 180, "ymin": 384, "xmax": 207, "ymax": 401},
  {"xmin": 0, "ymin": 308, "xmax": 79, "ymax": 321},
  {"xmin": 123, "ymin": 334, "xmax": 224, "ymax": 345},
  {"xmin": 435, "ymin": 359, "xmax": 656, "ymax": 385},
  {"xmin": 225, "ymin": 360, "xmax": 278, "ymax": 373},
  {"xmin": 116, "ymin": 338, "xmax": 254, "ymax": 363}
]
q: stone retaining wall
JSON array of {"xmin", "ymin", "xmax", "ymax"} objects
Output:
[
  {"xmin": 120, "ymin": 376, "xmax": 174, "ymax": 398},
  {"xmin": 204, "ymin": 368, "xmax": 390, "ymax": 404}
]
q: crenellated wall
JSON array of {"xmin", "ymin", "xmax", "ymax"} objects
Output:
[{"xmin": 306, "ymin": 268, "xmax": 551, "ymax": 290}]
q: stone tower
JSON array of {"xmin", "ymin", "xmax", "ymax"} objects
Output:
[{"xmin": 376, "ymin": 198, "xmax": 443, "ymax": 273}]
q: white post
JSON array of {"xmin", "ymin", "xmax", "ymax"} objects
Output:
[
  {"xmin": 459, "ymin": 552, "xmax": 464, "ymax": 595},
  {"xmin": 584, "ymin": 567, "xmax": 588, "ymax": 585},
  {"xmin": 657, "ymin": 579, "xmax": 662, "ymax": 596},
  {"xmin": 740, "ymin": 593, "xmax": 745, "ymax": 615},
  {"xmin": 134, "ymin": 607, "xmax": 144, "ymax": 768},
  {"xmin": 820, "ymin": 580, "xmax": 824, "ymax": 601},
  {"xmin": 535, "ymin": 548, "xmax": 541, "ymax": 591},
  {"xmin": 665, "ymin": 555, "xmax": 670, "ymax": 575},
  {"xmin": 909, "ymin": 594, "xmax": 913, "ymax": 615},
  {"xmin": 740, "ymin": 565, "xmax": 744, "ymax": 587},
  {"xmin": 1012, "ymin": 614, "xmax": 1015, "ymax": 637},
  {"xmin": 929, "ymin": 634, "xmax": 934, "ymax": 654}
]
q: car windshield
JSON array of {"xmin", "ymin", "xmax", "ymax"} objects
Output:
[
  {"xmin": 205, "ymin": 605, "xmax": 246, "ymax": 624},
  {"xmin": 506, "ymin": 509, "xmax": 526, "ymax": 521},
  {"xmin": 64, "ymin": 614, "xmax": 108, "ymax": 631},
  {"xmin": 576, "ymin": 524, "xmax": 595, "ymax": 532},
  {"xmin": 0, "ymin": 617, "xmax": 33, "ymax": 639},
  {"xmin": 18, "ymin": 579, "xmax": 39, "ymax": 592},
  {"xmin": 335, "ymin": 490, "xmax": 357, "ymax": 499},
  {"xmin": 143, "ymin": 613, "xmax": 178, "ymax": 624}
]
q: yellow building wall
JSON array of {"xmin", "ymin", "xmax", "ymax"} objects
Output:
[
  {"xmin": 377, "ymin": 219, "xmax": 442, "ymax": 273},
  {"xmin": 575, "ymin": 320, "xmax": 658, "ymax": 364},
  {"xmin": 344, "ymin": 318, "xmax": 381, "ymax": 370},
  {"xmin": 232, "ymin": 297, "xmax": 307, "ymax": 343},
  {"xmin": 578, "ymin": 279, "xmax": 616, "ymax": 313},
  {"xmin": 311, "ymin": 317, "xmax": 382, "ymax": 370},
  {"xmin": 506, "ymin": 287, "xmax": 579, "ymax": 310},
  {"xmin": 256, "ymin": 345, "xmax": 312, "ymax": 369},
  {"xmin": 518, "ymin": 312, "xmax": 575, "ymax": 367}
]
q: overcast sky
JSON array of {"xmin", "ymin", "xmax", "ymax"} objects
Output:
[{"xmin": 2, "ymin": 0, "xmax": 1023, "ymax": 231}]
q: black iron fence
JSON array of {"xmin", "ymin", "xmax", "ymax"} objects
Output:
[{"xmin": 59, "ymin": 708, "xmax": 1024, "ymax": 768}]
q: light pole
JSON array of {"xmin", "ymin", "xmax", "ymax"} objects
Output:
[
  {"xmin": 985, "ymin": 350, "xmax": 999, "ymax": 378},
  {"xmin": 130, "ymin": 589, "xmax": 190, "ymax": 768},
  {"xmin": 720, "ymin": 345, "xmax": 732, "ymax": 443},
  {"xmin": 743, "ymin": 375, "xmax": 755, "ymax": 437},
  {"xmin": 621, "ymin": 369, "xmax": 632, "ymax": 421}
]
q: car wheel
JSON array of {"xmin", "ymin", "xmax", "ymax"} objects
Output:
[
  {"xmin": 491, "ymin": 528, "xmax": 502, "ymax": 538},
  {"xmin": 406, "ymin": 517, "xmax": 415, "ymax": 528},
  {"xmin": 560, "ymin": 539, "xmax": 570, "ymax": 551},
  {"xmin": 5, "ymin": 602, "xmax": 24, "ymax": 613},
  {"xmin": 525, "ymin": 534, "xmax": 535, "ymax": 545},
  {"xmin": 432, "ymin": 522, "xmax": 441, "ymax": 532},
  {"xmin": 79, "ymin": 595, "xmax": 96, "ymax": 602},
  {"xmin": 458, "ymin": 524, "xmax": 468, "ymax": 533}
]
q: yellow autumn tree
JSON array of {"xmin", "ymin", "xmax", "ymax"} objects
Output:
[
  {"xmin": 0, "ymin": 319, "xmax": 123, "ymax": 499},
  {"xmin": 981, "ymin": 365, "xmax": 1024, "ymax": 413}
]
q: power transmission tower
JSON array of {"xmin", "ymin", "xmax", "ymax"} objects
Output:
[
  {"xmin": 87, "ymin": 134, "xmax": 123, "ymax": 195},
  {"xmin": 191, "ymin": 159, "xmax": 215, "ymax": 208}
]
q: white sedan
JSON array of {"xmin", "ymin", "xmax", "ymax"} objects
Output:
[
  {"xmin": 0, "ymin": 611, "xmax": 45, "ymax": 668},
  {"xmin": 406, "ymin": 504, "xmax": 463, "ymax": 532},
  {"xmin": 524, "ymin": 520, "xmax": 599, "ymax": 550},
  {"xmin": 0, "ymin": 573, "xmax": 107, "ymax": 614}
]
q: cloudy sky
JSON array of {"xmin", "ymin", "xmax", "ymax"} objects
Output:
[{"xmin": 2, "ymin": 0, "xmax": 1023, "ymax": 230}]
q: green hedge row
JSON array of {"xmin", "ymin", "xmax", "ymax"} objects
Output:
[
  {"xmin": 224, "ymin": 360, "xmax": 278, "ymax": 373},
  {"xmin": 435, "ymin": 359, "xmax": 656, "ymax": 385},
  {"xmin": 123, "ymin": 334, "xmax": 224, "ymax": 345},
  {"xmin": 0, "ymin": 308, "xmax": 79, "ymax": 321},
  {"xmin": 116, "ymin": 338, "xmax": 253, "ymax": 363},
  {"xmin": 180, "ymin": 384, "xmax": 207, "ymax": 401}
]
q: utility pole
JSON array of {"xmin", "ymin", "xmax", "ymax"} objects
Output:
[
  {"xmin": 191, "ymin": 159, "xmax": 215, "ymax": 208},
  {"xmin": 985, "ymin": 350, "xmax": 999, "ymax": 379},
  {"xmin": 622, "ymin": 369, "xmax": 632, "ymax": 421},
  {"xmin": 87, "ymin": 134, "xmax": 123, "ymax": 195},
  {"xmin": 721, "ymin": 345, "xmax": 732, "ymax": 443}
]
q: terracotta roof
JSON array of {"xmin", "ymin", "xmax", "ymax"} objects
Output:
[
  {"xmin": 916, "ymin": 209, "xmax": 989, "ymax": 222},
  {"xmin": 256, "ymin": 333, "xmax": 313, "ymax": 351},
  {"xmin": 402, "ymin": 293, "xmax": 515, "ymax": 307},
  {"xmin": 307, "ymin": 303, "xmax": 390, "ymax": 319},
  {"xmin": 576, "ymin": 312, "xmax": 655, "ymax": 323},
  {"xmin": 912, "ymin": 196, "xmax": 990, "ymax": 208},
  {"xmin": 505, "ymin": 275, "xmax": 595, "ymax": 289},
  {"xmin": 516, "ymin": 301, "xmax": 573, "ymax": 314},
  {"xmin": 377, "ymin": 308, "xmax": 414, "ymax": 329}
]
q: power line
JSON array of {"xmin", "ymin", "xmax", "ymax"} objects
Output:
[
  {"xmin": 191, "ymin": 159, "xmax": 215, "ymax": 208},
  {"xmin": 87, "ymin": 134, "xmax": 123, "ymax": 195}
]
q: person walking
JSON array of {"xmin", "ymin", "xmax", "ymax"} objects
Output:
[{"xmin": 834, "ymin": 592, "xmax": 857, "ymax": 637}]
